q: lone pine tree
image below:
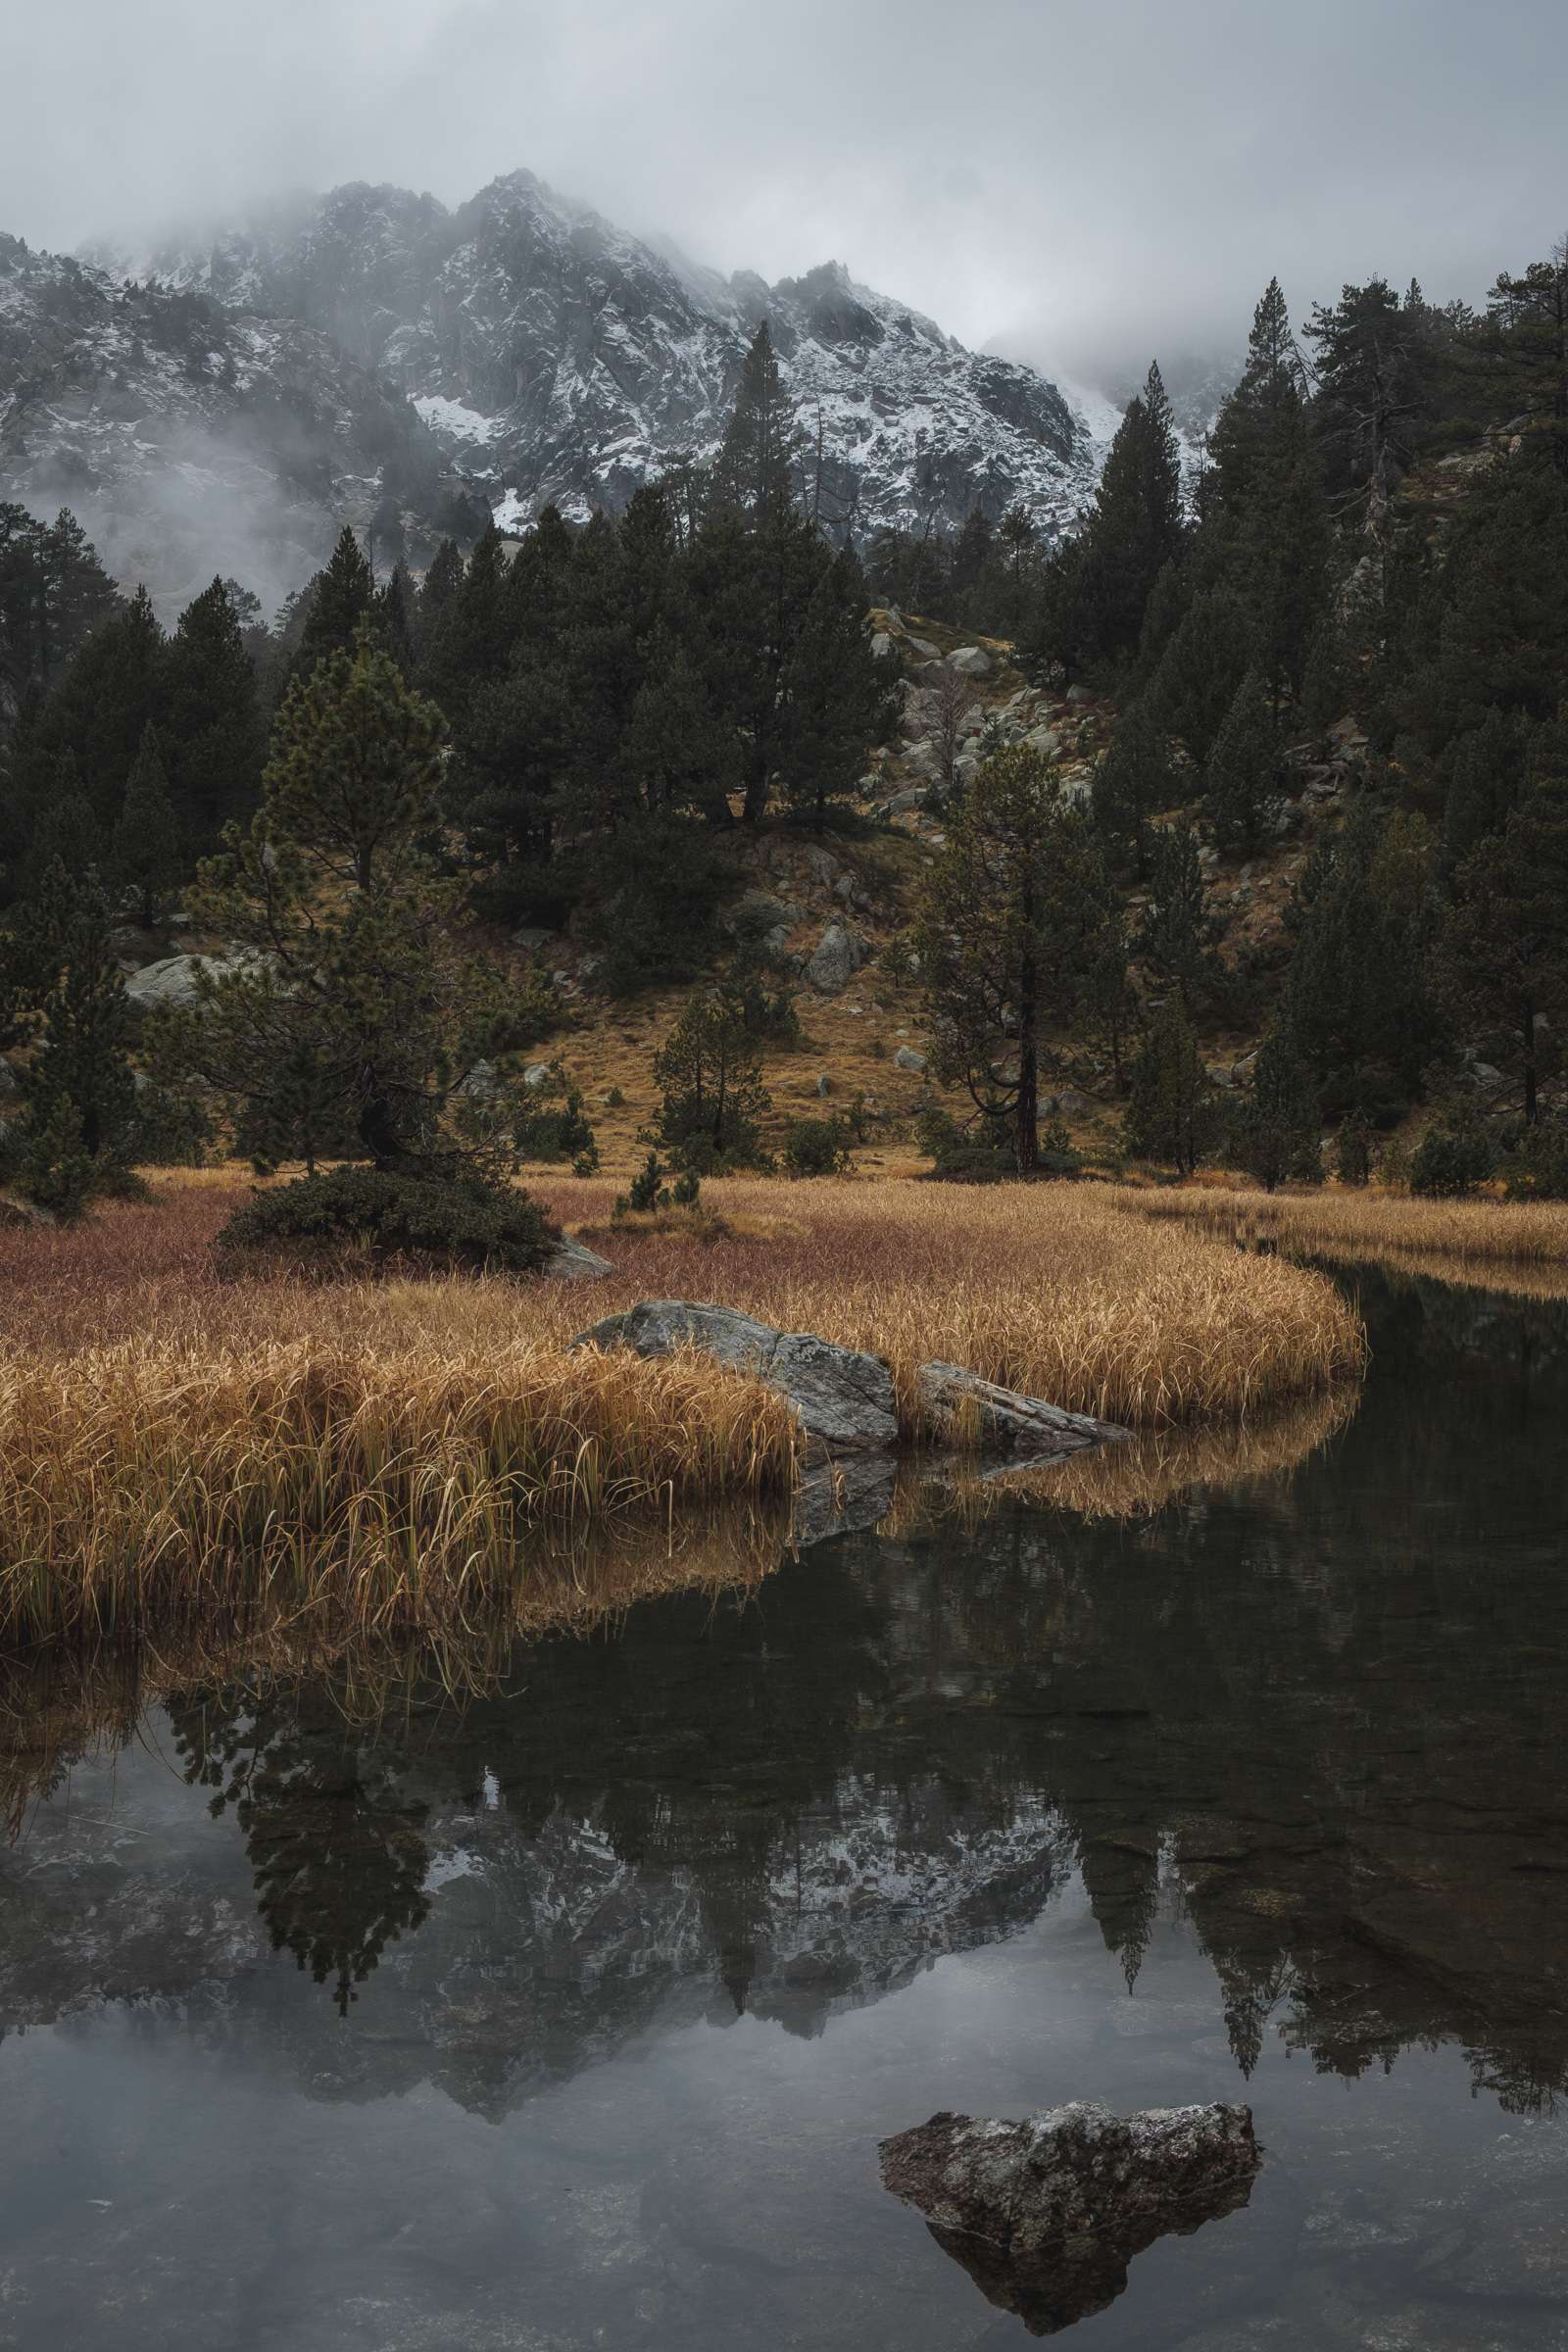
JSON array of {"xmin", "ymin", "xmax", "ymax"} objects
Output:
[{"xmin": 917, "ymin": 744, "xmax": 1120, "ymax": 1175}]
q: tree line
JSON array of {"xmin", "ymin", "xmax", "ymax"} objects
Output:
[
  {"xmin": 0, "ymin": 322, "xmax": 896, "ymax": 1221},
  {"xmin": 915, "ymin": 238, "xmax": 1568, "ymax": 1190}
]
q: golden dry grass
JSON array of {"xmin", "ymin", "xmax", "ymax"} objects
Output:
[
  {"xmin": 1118, "ymin": 1183, "xmax": 1568, "ymax": 1298},
  {"xmin": 0, "ymin": 1171, "xmax": 1365, "ymax": 1647}
]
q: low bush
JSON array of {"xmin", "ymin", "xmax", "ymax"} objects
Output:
[
  {"xmin": 613, "ymin": 1152, "xmax": 702, "ymax": 1218},
  {"xmin": 781, "ymin": 1115, "xmax": 854, "ymax": 1178},
  {"xmin": 1409, "ymin": 1117, "xmax": 1494, "ymax": 1199},
  {"xmin": 216, "ymin": 1166, "xmax": 559, "ymax": 1276},
  {"xmin": 1503, "ymin": 1121, "xmax": 1568, "ymax": 1201}
]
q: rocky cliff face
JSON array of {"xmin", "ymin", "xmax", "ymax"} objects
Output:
[
  {"xmin": 0, "ymin": 231, "xmax": 484, "ymax": 619},
  {"xmin": 72, "ymin": 170, "xmax": 1102, "ymax": 574}
]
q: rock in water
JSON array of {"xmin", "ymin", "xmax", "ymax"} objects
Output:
[
  {"xmin": 916, "ymin": 1363, "xmax": 1129, "ymax": 1456},
  {"xmin": 879, "ymin": 2100, "xmax": 1260, "ymax": 2336},
  {"xmin": 571, "ymin": 1299, "xmax": 899, "ymax": 1454}
]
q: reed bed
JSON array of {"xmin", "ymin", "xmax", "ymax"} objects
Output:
[
  {"xmin": 0, "ymin": 1335, "xmax": 795, "ymax": 1645},
  {"xmin": 0, "ymin": 1172, "xmax": 1365, "ymax": 1647},
  {"xmin": 1117, "ymin": 1183, "xmax": 1568, "ymax": 1298}
]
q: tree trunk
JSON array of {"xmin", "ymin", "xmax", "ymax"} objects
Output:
[
  {"xmin": 1014, "ymin": 941, "xmax": 1040, "ymax": 1176},
  {"xmin": 1524, "ymin": 998, "xmax": 1539, "ymax": 1124}
]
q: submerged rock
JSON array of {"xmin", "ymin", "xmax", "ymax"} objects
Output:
[
  {"xmin": 880, "ymin": 2099, "xmax": 1260, "ymax": 2335},
  {"xmin": 916, "ymin": 1363, "xmax": 1129, "ymax": 1456},
  {"xmin": 572, "ymin": 1299, "xmax": 900, "ymax": 1454}
]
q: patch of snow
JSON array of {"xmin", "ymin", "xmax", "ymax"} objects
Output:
[{"xmin": 413, "ymin": 393, "xmax": 502, "ymax": 444}]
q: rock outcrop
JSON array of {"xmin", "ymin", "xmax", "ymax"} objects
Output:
[
  {"xmin": 917, "ymin": 1363, "xmax": 1130, "ymax": 1455},
  {"xmin": 805, "ymin": 920, "xmax": 865, "ymax": 996},
  {"xmin": 123, "ymin": 949, "xmax": 266, "ymax": 1010},
  {"xmin": 572, "ymin": 1300, "xmax": 900, "ymax": 1454},
  {"xmin": 880, "ymin": 2100, "xmax": 1260, "ymax": 2335}
]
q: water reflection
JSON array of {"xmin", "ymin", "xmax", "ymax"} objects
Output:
[{"xmin": 0, "ymin": 1266, "xmax": 1563, "ymax": 2346}]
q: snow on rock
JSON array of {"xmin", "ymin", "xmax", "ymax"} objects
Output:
[{"xmin": 79, "ymin": 169, "xmax": 1112, "ymax": 559}]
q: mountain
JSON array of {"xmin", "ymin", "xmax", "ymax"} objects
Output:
[
  {"xmin": 0, "ymin": 230, "xmax": 486, "ymax": 621},
  {"xmin": 60, "ymin": 170, "xmax": 1104, "ymax": 592}
]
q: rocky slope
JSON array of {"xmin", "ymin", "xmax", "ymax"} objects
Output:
[
  {"xmin": 81, "ymin": 171, "xmax": 1104, "ymax": 557},
  {"xmin": 0, "ymin": 231, "xmax": 485, "ymax": 619}
]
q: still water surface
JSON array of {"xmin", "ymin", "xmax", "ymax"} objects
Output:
[{"xmin": 0, "ymin": 1268, "xmax": 1565, "ymax": 2347}]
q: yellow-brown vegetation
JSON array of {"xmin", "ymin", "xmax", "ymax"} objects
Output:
[
  {"xmin": 0, "ymin": 1171, "xmax": 1365, "ymax": 1647},
  {"xmin": 1118, "ymin": 1183, "xmax": 1568, "ymax": 1298}
]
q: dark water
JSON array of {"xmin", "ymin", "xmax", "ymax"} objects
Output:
[{"xmin": 1, "ymin": 1270, "xmax": 1566, "ymax": 2349}]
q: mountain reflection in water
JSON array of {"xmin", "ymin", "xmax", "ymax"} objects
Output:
[{"xmin": 0, "ymin": 1265, "xmax": 1564, "ymax": 2350}]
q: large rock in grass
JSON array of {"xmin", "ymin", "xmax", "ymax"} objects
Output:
[
  {"xmin": 541, "ymin": 1237, "xmax": 613, "ymax": 1282},
  {"xmin": 916, "ymin": 1363, "xmax": 1129, "ymax": 1457},
  {"xmin": 880, "ymin": 2100, "xmax": 1260, "ymax": 2335},
  {"xmin": 571, "ymin": 1299, "xmax": 899, "ymax": 1454},
  {"xmin": 805, "ymin": 920, "xmax": 865, "ymax": 996}
]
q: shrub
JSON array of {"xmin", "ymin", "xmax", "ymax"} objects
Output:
[
  {"xmin": 1502, "ymin": 1120, "xmax": 1568, "ymax": 1200},
  {"xmin": 513, "ymin": 1069, "xmax": 599, "ymax": 1167},
  {"xmin": 914, "ymin": 1105, "xmax": 1014, "ymax": 1183},
  {"xmin": 781, "ymin": 1115, "xmax": 854, "ymax": 1178},
  {"xmin": 1332, "ymin": 1112, "xmax": 1374, "ymax": 1188},
  {"xmin": 1409, "ymin": 1117, "xmax": 1494, "ymax": 1199},
  {"xmin": 613, "ymin": 1152, "xmax": 702, "ymax": 1218},
  {"xmin": 216, "ymin": 1166, "xmax": 559, "ymax": 1276}
]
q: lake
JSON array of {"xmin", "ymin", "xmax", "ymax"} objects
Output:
[{"xmin": 1, "ymin": 1265, "xmax": 1565, "ymax": 2347}]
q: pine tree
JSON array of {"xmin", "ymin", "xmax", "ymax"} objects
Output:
[
  {"xmin": 1044, "ymin": 363, "xmax": 1186, "ymax": 676},
  {"xmin": 163, "ymin": 631, "xmax": 531, "ymax": 1175},
  {"xmin": 161, "ymin": 577, "xmax": 265, "ymax": 848},
  {"xmin": 1444, "ymin": 722, "xmax": 1568, "ymax": 1123},
  {"xmin": 1228, "ymin": 1025, "xmax": 1322, "ymax": 1190},
  {"xmin": 1136, "ymin": 819, "xmax": 1222, "ymax": 1011},
  {"xmin": 1443, "ymin": 708, "xmax": 1530, "ymax": 865},
  {"xmin": 622, "ymin": 635, "xmax": 736, "ymax": 818},
  {"xmin": 916, "ymin": 745, "xmax": 1121, "ymax": 1174},
  {"xmin": 949, "ymin": 508, "xmax": 995, "ymax": 610},
  {"xmin": 1123, "ymin": 998, "xmax": 1217, "ymax": 1174},
  {"xmin": 1484, "ymin": 238, "xmax": 1568, "ymax": 475},
  {"xmin": 416, "ymin": 539, "xmax": 464, "ymax": 653},
  {"xmin": 1305, "ymin": 274, "xmax": 1451, "ymax": 514},
  {"xmin": 294, "ymin": 527, "xmax": 376, "ymax": 679},
  {"xmin": 781, "ymin": 543, "xmax": 896, "ymax": 831},
  {"xmin": 684, "ymin": 498, "xmax": 824, "ymax": 825},
  {"xmin": 1150, "ymin": 587, "xmax": 1252, "ymax": 765},
  {"xmin": 11, "ymin": 586, "xmax": 166, "ymax": 829},
  {"xmin": 1091, "ymin": 697, "xmax": 1174, "ymax": 877},
  {"xmin": 15, "ymin": 863, "xmax": 139, "ymax": 1209},
  {"xmin": 39, "ymin": 509, "xmax": 121, "ymax": 687},
  {"xmin": 650, "ymin": 990, "xmax": 770, "ymax": 1169},
  {"xmin": 1280, "ymin": 803, "xmax": 1442, "ymax": 1115},
  {"xmin": 1200, "ymin": 280, "xmax": 1331, "ymax": 699},
  {"xmin": 375, "ymin": 562, "xmax": 417, "ymax": 672},
  {"xmin": 1205, "ymin": 669, "xmax": 1278, "ymax": 852},
  {"xmin": 1300, "ymin": 617, "xmax": 1350, "ymax": 744},
  {"xmin": 112, "ymin": 722, "xmax": 182, "ymax": 926},
  {"xmin": 710, "ymin": 322, "xmax": 801, "ymax": 516}
]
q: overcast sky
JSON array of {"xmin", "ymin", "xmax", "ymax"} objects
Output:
[{"xmin": 7, "ymin": 0, "xmax": 1564, "ymax": 385}]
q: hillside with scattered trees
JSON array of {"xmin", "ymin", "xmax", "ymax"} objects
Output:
[{"xmin": 1, "ymin": 235, "xmax": 1566, "ymax": 1220}]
